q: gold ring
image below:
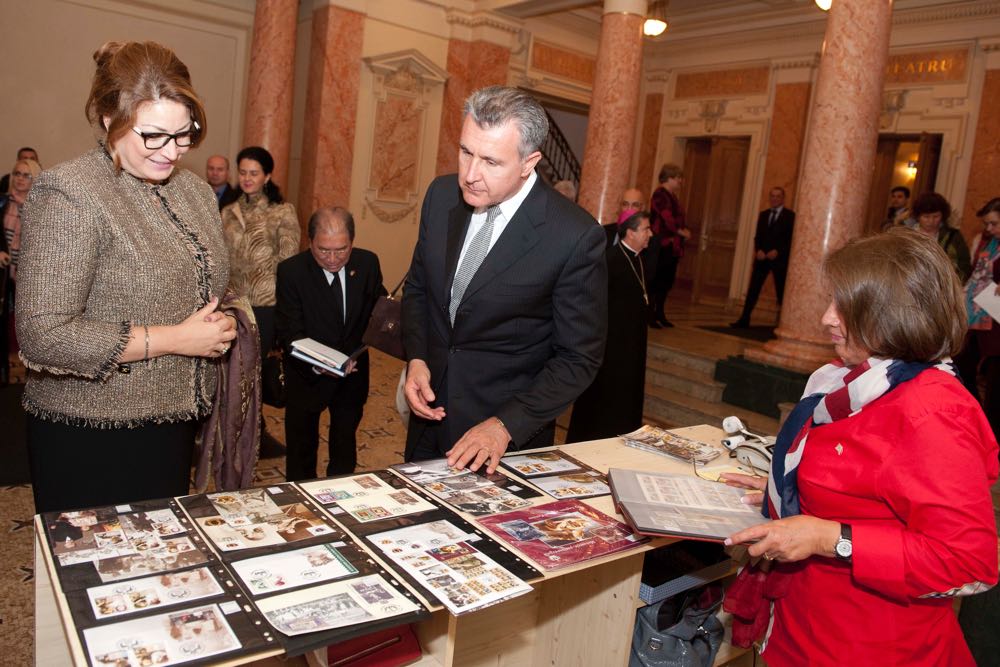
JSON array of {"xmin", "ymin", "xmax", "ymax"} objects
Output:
[{"xmin": 764, "ymin": 552, "xmax": 774, "ymax": 561}]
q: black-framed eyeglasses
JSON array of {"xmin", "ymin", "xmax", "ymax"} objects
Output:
[{"xmin": 131, "ymin": 122, "xmax": 200, "ymax": 150}]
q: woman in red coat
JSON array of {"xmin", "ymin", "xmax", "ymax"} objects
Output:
[{"xmin": 724, "ymin": 228, "xmax": 998, "ymax": 666}]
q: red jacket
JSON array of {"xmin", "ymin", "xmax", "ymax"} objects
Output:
[
  {"xmin": 650, "ymin": 186, "xmax": 686, "ymax": 258},
  {"xmin": 763, "ymin": 369, "xmax": 999, "ymax": 667}
]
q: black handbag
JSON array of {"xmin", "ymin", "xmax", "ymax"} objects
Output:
[
  {"xmin": 629, "ymin": 584, "xmax": 724, "ymax": 667},
  {"xmin": 261, "ymin": 352, "xmax": 286, "ymax": 408},
  {"xmin": 363, "ymin": 274, "xmax": 407, "ymax": 361}
]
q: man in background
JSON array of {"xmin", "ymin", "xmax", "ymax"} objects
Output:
[
  {"xmin": 603, "ymin": 187, "xmax": 645, "ymax": 246},
  {"xmin": 731, "ymin": 186, "xmax": 795, "ymax": 328},
  {"xmin": 206, "ymin": 155, "xmax": 239, "ymax": 210},
  {"xmin": 275, "ymin": 207, "xmax": 385, "ymax": 481},
  {"xmin": 0, "ymin": 147, "xmax": 39, "ymax": 194},
  {"xmin": 883, "ymin": 185, "xmax": 914, "ymax": 230}
]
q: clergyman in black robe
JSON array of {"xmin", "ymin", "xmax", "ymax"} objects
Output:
[{"xmin": 566, "ymin": 211, "xmax": 652, "ymax": 442}]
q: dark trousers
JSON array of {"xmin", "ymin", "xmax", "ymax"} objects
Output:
[
  {"xmin": 737, "ymin": 259, "xmax": 788, "ymax": 323},
  {"xmin": 284, "ymin": 378, "xmax": 365, "ymax": 481},
  {"xmin": 650, "ymin": 251, "xmax": 680, "ymax": 321},
  {"xmin": 955, "ymin": 332, "xmax": 1000, "ymax": 442},
  {"xmin": 253, "ymin": 305, "xmax": 276, "ymax": 362},
  {"xmin": 27, "ymin": 416, "xmax": 196, "ymax": 514},
  {"xmin": 407, "ymin": 419, "xmax": 451, "ymax": 462}
]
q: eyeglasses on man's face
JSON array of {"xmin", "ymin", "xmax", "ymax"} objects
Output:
[
  {"xmin": 131, "ymin": 123, "xmax": 201, "ymax": 150},
  {"xmin": 314, "ymin": 246, "xmax": 351, "ymax": 258}
]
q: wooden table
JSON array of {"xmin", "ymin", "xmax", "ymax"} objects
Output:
[{"xmin": 35, "ymin": 425, "xmax": 751, "ymax": 667}]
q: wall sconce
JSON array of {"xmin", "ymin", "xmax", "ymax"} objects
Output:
[
  {"xmin": 644, "ymin": 0, "xmax": 669, "ymax": 37},
  {"xmin": 815, "ymin": 0, "xmax": 832, "ymax": 10},
  {"xmin": 905, "ymin": 160, "xmax": 918, "ymax": 178}
]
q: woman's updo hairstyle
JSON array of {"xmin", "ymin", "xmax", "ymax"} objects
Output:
[
  {"xmin": 236, "ymin": 145, "xmax": 284, "ymax": 204},
  {"xmin": 86, "ymin": 41, "xmax": 207, "ymax": 171}
]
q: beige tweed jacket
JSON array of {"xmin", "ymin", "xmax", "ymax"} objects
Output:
[{"xmin": 16, "ymin": 147, "xmax": 230, "ymax": 428}]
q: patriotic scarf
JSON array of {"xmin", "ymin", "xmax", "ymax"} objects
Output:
[{"xmin": 765, "ymin": 357, "xmax": 956, "ymax": 519}]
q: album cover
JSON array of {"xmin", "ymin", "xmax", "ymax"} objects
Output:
[
  {"xmin": 390, "ymin": 459, "xmax": 536, "ymax": 516},
  {"xmin": 83, "ymin": 603, "xmax": 241, "ymax": 666},
  {"xmin": 367, "ymin": 521, "xmax": 532, "ymax": 615},
  {"xmin": 230, "ymin": 544, "xmax": 358, "ymax": 595},
  {"xmin": 86, "ymin": 567, "xmax": 224, "ymax": 619},
  {"xmin": 531, "ymin": 471, "xmax": 611, "ymax": 499},
  {"xmin": 254, "ymin": 574, "xmax": 421, "ymax": 636},
  {"xmin": 478, "ymin": 499, "xmax": 644, "ymax": 570}
]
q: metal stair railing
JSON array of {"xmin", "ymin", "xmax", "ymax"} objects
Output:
[{"xmin": 539, "ymin": 109, "xmax": 582, "ymax": 187}]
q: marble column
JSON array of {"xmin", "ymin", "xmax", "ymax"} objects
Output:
[
  {"xmin": 435, "ymin": 39, "xmax": 511, "ymax": 176},
  {"xmin": 577, "ymin": 0, "xmax": 647, "ymax": 224},
  {"xmin": 635, "ymin": 91, "xmax": 664, "ymax": 196},
  {"xmin": 242, "ymin": 0, "xmax": 298, "ymax": 191},
  {"xmin": 962, "ymin": 67, "xmax": 1000, "ymax": 238},
  {"xmin": 758, "ymin": 82, "xmax": 812, "ymax": 211},
  {"xmin": 745, "ymin": 0, "xmax": 893, "ymax": 374},
  {"xmin": 297, "ymin": 4, "xmax": 365, "ymax": 239}
]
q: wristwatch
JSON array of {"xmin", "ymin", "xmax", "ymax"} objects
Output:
[{"xmin": 834, "ymin": 523, "xmax": 852, "ymax": 562}]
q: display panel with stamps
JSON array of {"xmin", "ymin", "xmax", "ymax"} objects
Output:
[
  {"xmin": 367, "ymin": 520, "xmax": 533, "ymax": 615},
  {"xmin": 179, "ymin": 485, "xmax": 336, "ymax": 554},
  {"xmin": 390, "ymin": 458, "xmax": 540, "ymax": 516},
  {"xmin": 298, "ymin": 473, "xmax": 436, "ymax": 523}
]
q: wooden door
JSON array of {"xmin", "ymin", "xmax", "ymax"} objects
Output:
[
  {"xmin": 912, "ymin": 133, "xmax": 942, "ymax": 197},
  {"xmin": 689, "ymin": 137, "xmax": 750, "ymax": 304},
  {"xmin": 865, "ymin": 138, "xmax": 899, "ymax": 234},
  {"xmin": 675, "ymin": 139, "xmax": 711, "ymax": 289}
]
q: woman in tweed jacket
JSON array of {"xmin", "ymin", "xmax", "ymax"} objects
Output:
[{"xmin": 16, "ymin": 41, "xmax": 236, "ymax": 513}]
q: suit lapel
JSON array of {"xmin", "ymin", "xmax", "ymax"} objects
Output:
[
  {"xmin": 458, "ymin": 178, "xmax": 545, "ymax": 305},
  {"xmin": 344, "ymin": 258, "xmax": 364, "ymax": 331}
]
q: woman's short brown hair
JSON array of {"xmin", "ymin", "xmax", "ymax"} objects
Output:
[
  {"xmin": 85, "ymin": 41, "xmax": 206, "ymax": 169},
  {"xmin": 823, "ymin": 227, "xmax": 966, "ymax": 362},
  {"xmin": 658, "ymin": 163, "xmax": 683, "ymax": 184}
]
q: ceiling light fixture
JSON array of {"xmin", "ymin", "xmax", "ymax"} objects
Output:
[
  {"xmin": 644, "ymin": 0, "xmax": 669, "ymax": 37},
  {"xmin": 815, "ymin": 0, "xmax": 832, "ymax": 10}
]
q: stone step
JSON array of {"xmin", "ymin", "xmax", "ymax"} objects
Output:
[
  {"xmin": 644, "ymin": 383, "xmax": 780, "ymax": 436},
  {"xmin": 646, "ymin": 358, "xmax": 725, "ymax": 403},
  {"xmin": 646, "ymin": 341, "xmax": 718, "ymax": 377}
]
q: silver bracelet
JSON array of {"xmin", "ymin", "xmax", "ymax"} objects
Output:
[{"xmin": 143, "ymin": 325, "xmax": 150, "ymax": 362}]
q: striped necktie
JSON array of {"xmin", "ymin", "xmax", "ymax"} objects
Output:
[{"xmin": 450, "ymin": 205, "xmax": 500, "ymax": 325}]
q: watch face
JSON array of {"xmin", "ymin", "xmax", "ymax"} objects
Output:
[{"xmin": 836, "ymin": 539, "xmax": 852, "ymax": 559}]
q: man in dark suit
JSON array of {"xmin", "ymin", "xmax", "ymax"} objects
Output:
[
  {"xmin": 206, "ymin": 155, "xmax": 239, "ymax": 210},
  {"xmin": 275, "ymin": 207, "xmax": 385, "ymax": 481},
  {"xmin": 402, "ymin": 86, "xmax": 607, "ymax": 474},
  {"xmin": 731, "ymin": 186, "xmax": 795, "ymax": 328}
]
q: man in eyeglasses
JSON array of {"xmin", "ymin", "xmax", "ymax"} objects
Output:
[
  {"xmin": 274, "ymin": 207, "xmax": 387, "ymax": 481},
  {"xmin": 0, "ymin": 147, "xmax": 40, "ymax": 194}
]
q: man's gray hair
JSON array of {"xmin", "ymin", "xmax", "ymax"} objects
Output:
[{"xmin": 463, "ymin": 86, "xmax": 549, "ymax": 159}]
